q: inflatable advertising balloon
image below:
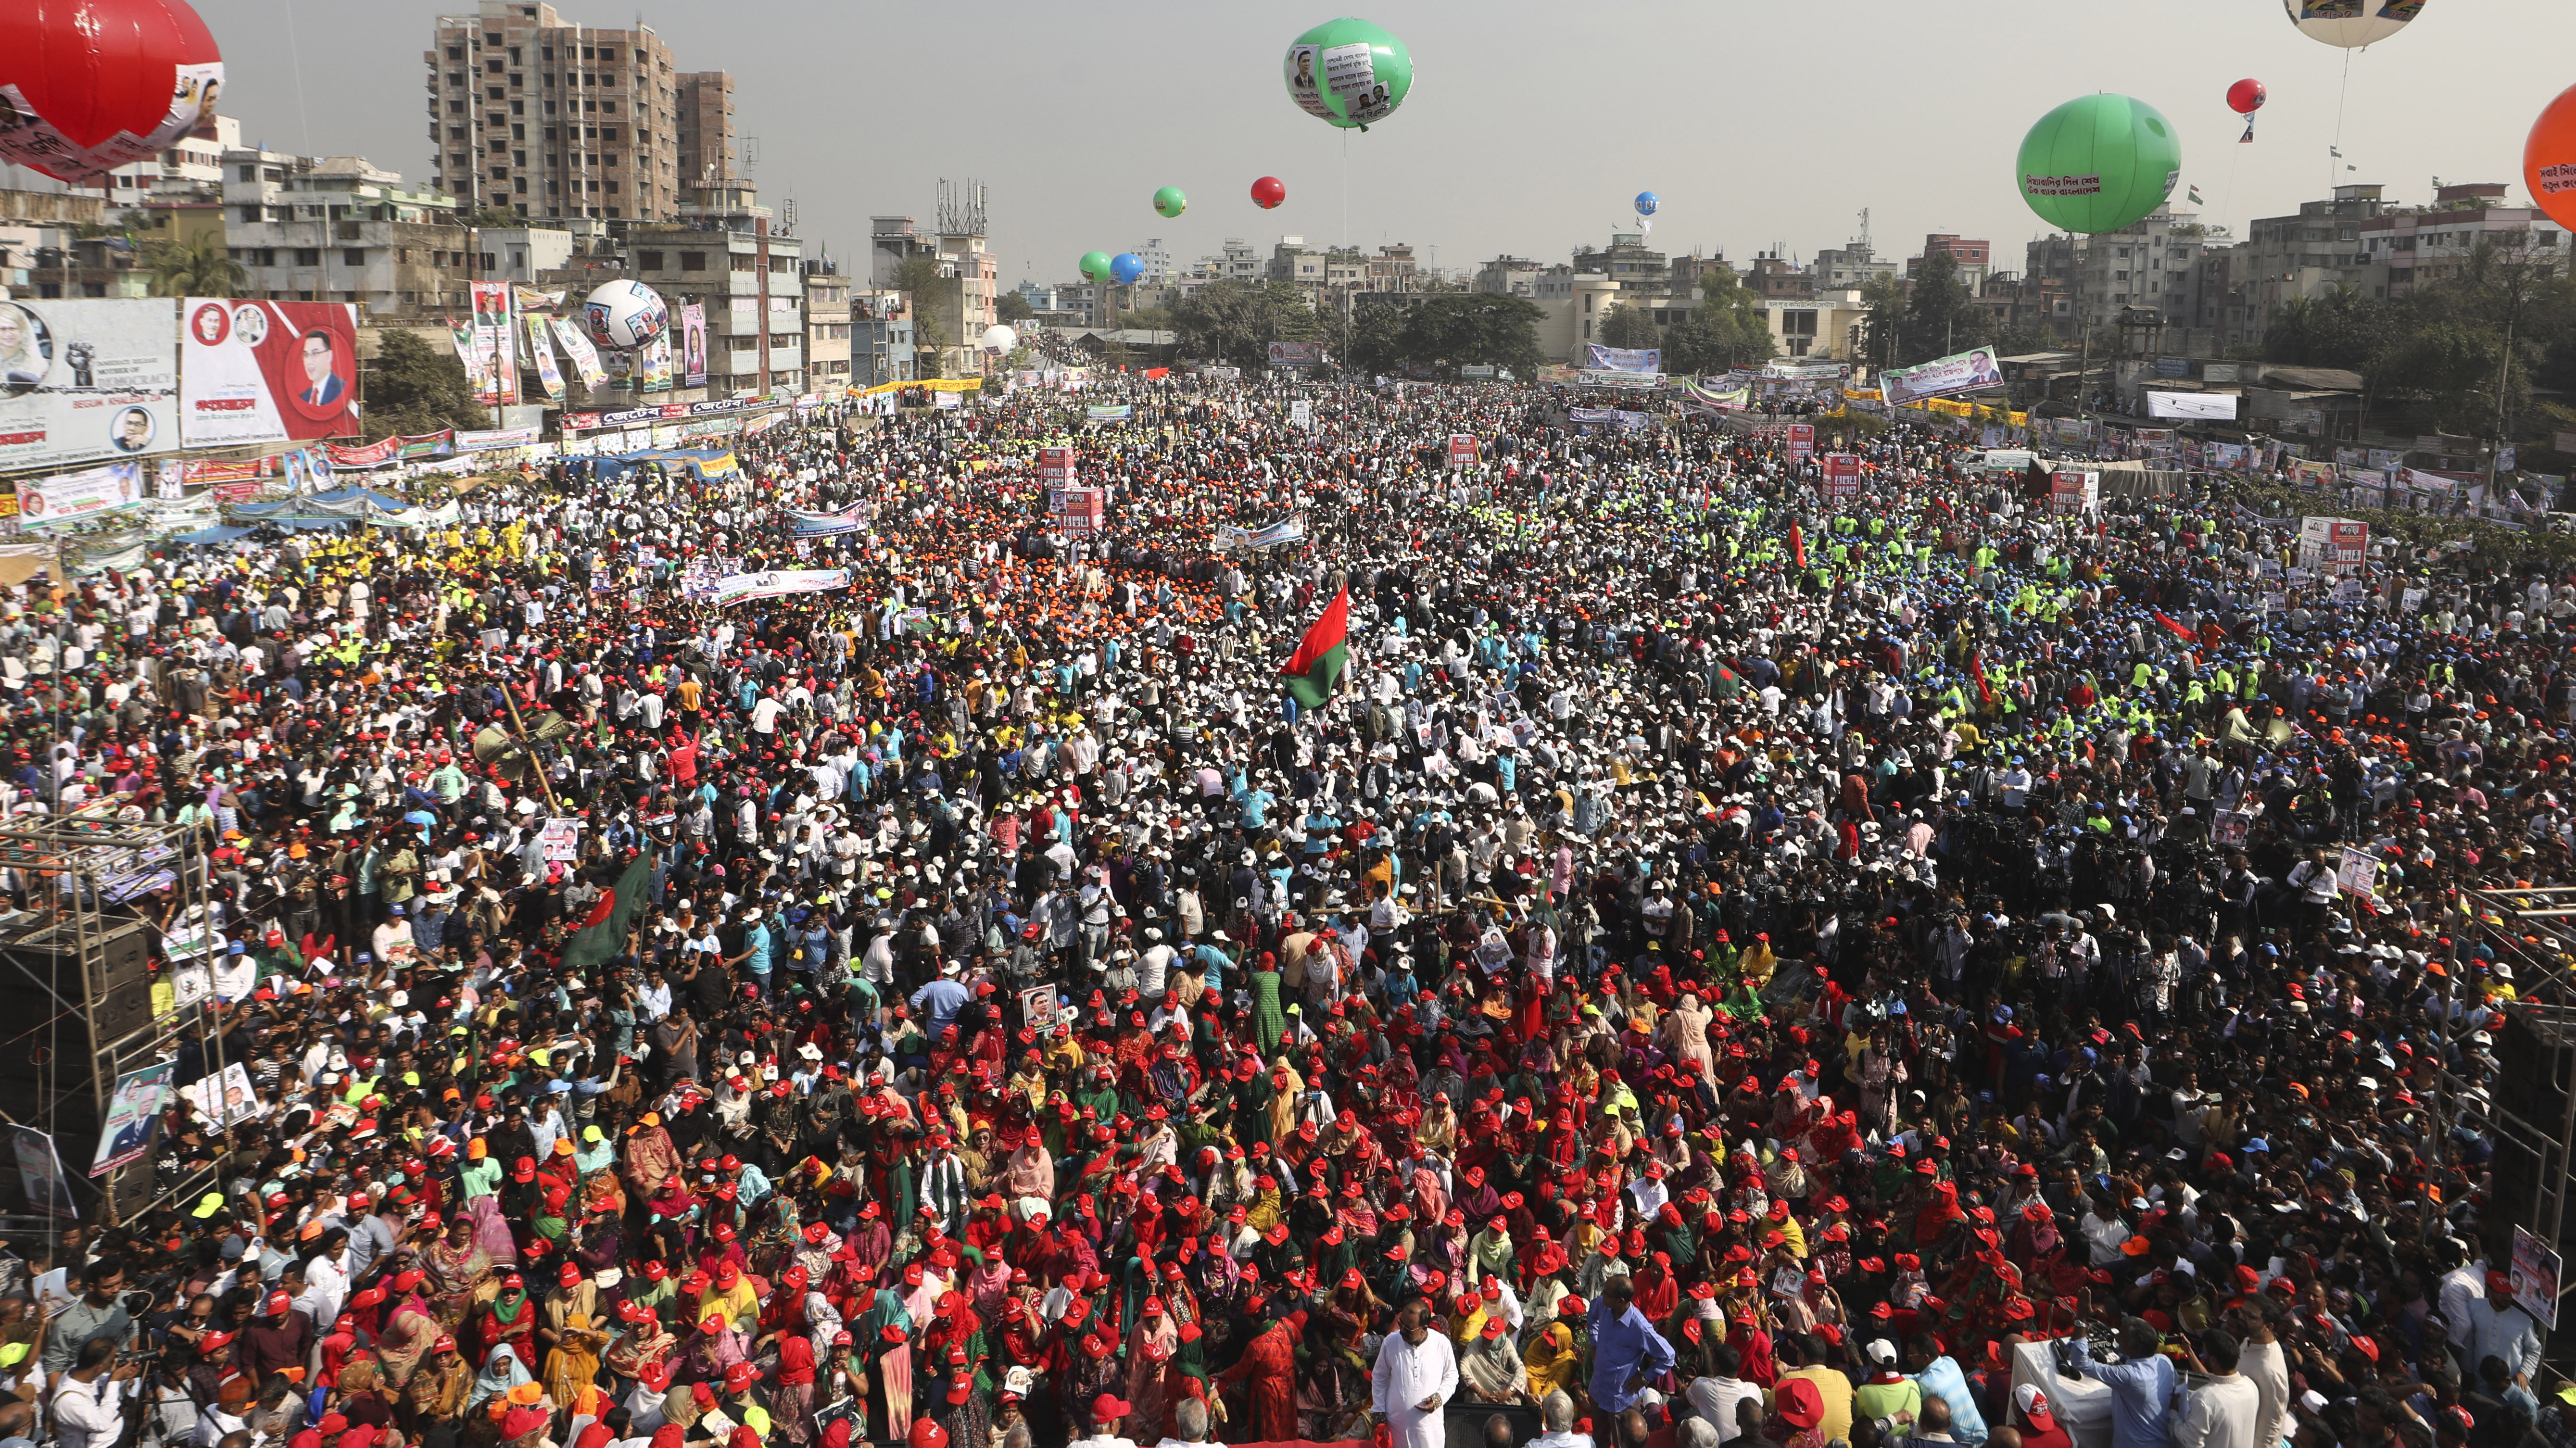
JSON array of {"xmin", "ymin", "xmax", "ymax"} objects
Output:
[
  {"xmin": 1079, "ymin": 251, "xmax": 1113, "ymax": 284},
  {"xmin": 2016, "ymin": 94, "xmax": 2183, "ymax": 236},
  {"xmin": 1251, "ymin": 176, "xmax": 1287, "ymax": 210},
  {"xmin": 0, "ymin": 0, "xmax": 225, "ymax": 183},
  {"xmin": 1282, "ymin": 17, "xmax": 1412, "ymax": 131},
  {"xmin": 2284, "ymin": 0, "xmax": 2424, "ymax": 50},
  {"xmin": 2523, "ymin": 84, "xmax": 2576, "ymax": 235},
  {"xmin": 1634, "ymin": 191, "xmax": 1660, "ymax": 216},
  {"xmin": 1110, "ymin": 253, "xmax": 1144, "ymax": 286},
  {"xmin": 583, "ymin": 279, "xmax": 669, "ymax": 351},
  {"xmin": 979, "ymin": 325, "xmax": 1018, "ymax": 353},
  {"xmin": 1153, "ymin": 186, "xmax": 1187, "ymax": 219},
  {"xmin": 2228, "ymin": 78, "xmax": 2266, "ymax": 143}
]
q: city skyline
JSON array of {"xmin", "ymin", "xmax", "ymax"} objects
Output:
[{"xmin": 73, "ymin": 0, "xmax": 2573, "ymax": 288}]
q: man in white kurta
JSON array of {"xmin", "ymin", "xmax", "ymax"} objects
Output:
[{"xmin": 1373, "ymin": 1302, "xmax": 1461, "ymax": 1448}]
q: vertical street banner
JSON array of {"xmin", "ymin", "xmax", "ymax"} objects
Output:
[
  {"xmin": 550, "ymin": 318, "xmax": 607, "ymax": 390},
  {"xmin": 469, "ymin": 280, "xmax": 520, "ymax": 406},
  {"xmin": 524, "ymin": 315, "xmax": 567, "ymax": 403},
  {"xmin": 12, "ymin": 1128, "xmax": 73, "ymax": 1220},
  {"xmin": 1787, "ymin": 423, "xmax": 1815, "ymax": 464},
  {"xmin": 681, "ymin": 303, "xmax": 708, "ymax": 388},
  {"xmin": 0, "ymin": 299, "xmax": 180, "ymax": 472},
  {"xmin": 179, "ymin": 299, "xmax": 361, "ymax": 446},
  {"xmin": 448, "ymin": 318, "xmax": 490, "ymax": 400}
]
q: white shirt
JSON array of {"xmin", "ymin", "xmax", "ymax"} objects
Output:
[
  {"xmin": 51, "ymin": 1371, "xmax": 128, "ymax": 1448},
  {"xmin": 1688, "ymin": 1374, "xmax": 1765, "ymax": 1442},
  {"xmin": 2173, "ymin": 1372, "xmax": 2261, "ymax": 1448},
  {"xmin": 1372, "ymin": 1329, "xmax": 1460, "ymax": 1448}
]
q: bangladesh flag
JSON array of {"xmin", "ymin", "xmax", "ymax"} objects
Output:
[
  {"xmin": 1280, "ymin": 584, "xmax": 1351, "ymax": 709},
  {"xmin": 563, "ymin": 850, "xmax": 652, "ymax": 976}
]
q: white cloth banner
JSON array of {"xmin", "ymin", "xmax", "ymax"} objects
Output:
[{"xmin": 2147, "ymin": 391, "xmax": 2238, "ymax": 421}]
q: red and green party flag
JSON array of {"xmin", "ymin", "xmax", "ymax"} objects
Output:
[{"xmin": 1281, "ymin": 584, "xmax": 1351, "ymax": 708}]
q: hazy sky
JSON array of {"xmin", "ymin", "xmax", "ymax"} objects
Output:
[{"xmin": 149, "ymin": 0, "xmax": 2576, "ymax": 287}]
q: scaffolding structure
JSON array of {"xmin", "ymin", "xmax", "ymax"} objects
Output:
[{"xmin": 0, "ymin": 807, "xmax": 225, "ymax": 1225}]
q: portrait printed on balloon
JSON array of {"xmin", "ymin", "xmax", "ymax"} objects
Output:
[{"xmin": 1285, "ymin": 46, "xmax": 1333, "ymax": 119}]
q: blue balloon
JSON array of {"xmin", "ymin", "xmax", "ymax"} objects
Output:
[
  {"xmin": 1110, "ymin": 252, "xmax": 1144, "ymax": 285},
  {"xmin": 1634, "ymin": 190, "xmax": 1660, "ymax": 216}
]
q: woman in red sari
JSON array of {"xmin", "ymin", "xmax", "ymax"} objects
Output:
[{"xmin": 1214, "ymin": 1309, "xmax": 1298, "ymax": 1441}]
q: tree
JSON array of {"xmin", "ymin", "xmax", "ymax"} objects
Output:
[
  {"xmin": 1399, "ymin": 294, "xmax": 1544, "ymax": 376},
  {"xmin": 466, "ymin": 207, "xmax": 521, "ymax": 228},
  {"xmin": 995, "ymin": 291, "xmax": 1035, "ymax": 324},
  {"xmin": 1597, "ymin": 302, "xmax": 1661, "ymax": 350},
  {"xmin": 1172, "ymin": 278, "xmax": 1323, "ymax": 369},
  {"xmin": 143, "ymin": 232, "xmax": 245, "ymax": 298},
  {"xmin": 1664, "ymin": 268, "xmax": 1774, "ymax": 374},
  {"xmin": 360, "ymin": 330, "xmax": 492, "ymax": 441},
  {"xmin": 896, "ymin": 253, "xmax": 951, "ymax": 377},
  {"xmin": 1346, "ymin": 302, "xmax": 1408, "ymax": 374},
  {"xmin": 2265, "ymin": 287, "xmax": 2390, "ymax": 373},
  {"xmin": 1901, "ymin": 250, "xmax": 1983, "ymax": 363},
  {"xmin": 1860, "ymin": 273, "xmax": 1908, "ymax": 371}
]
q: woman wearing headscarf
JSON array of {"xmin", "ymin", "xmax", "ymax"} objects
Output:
[
  {"xmin": 542, "ymin": 1312, "xmax": 609, "ymax": 1419},
  {"xmin": 401, "ymin": 1334, "xmax": 471, "ymax": 1432},
  {"xmin": 373, "ymin": 1271, "xmax": 442, "ymax": 1389},
  {"xmin": 474, "ymin": 1274, "xmax": 539, "ymax": 1368},
  {"xmin": 1214, "ymin": 1307, "xmax": 1299, "ymax": 1442},
  {"xmin": 422, "ymin": 1217, "xmax": 495, "ymax": 1332},
  {"xmin": 770, "ymin": 1334, "xmax": 819, "ymax": 1446},
  {"xmin": 466, "ymin": 1342, "xmax": 533, "ymax": 1412}
]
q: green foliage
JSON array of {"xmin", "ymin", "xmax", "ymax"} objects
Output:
[
  {"xmin": 143, "ymin": 232, "xmax": 246, "ymax": 299},
  {"xmin": 1173, "ymin": 278, "xmax": 1325, "ymax": 370},
  {"xmin": 995, "ymin": 291, "xmax": 1035, "ymax": 324},
  {"xmin": 361, "ymin": 330, "xmax": 492, "ymax": 441},
  {"xmin": 1664, "ymin": 266, "xmax": 1773, "ymax": 374},
  {"xmin": 1597, "ymin": 302, "xmax": 1661, "ymax": 350},
  {"xmin": 1405, "ymin": 293, "xmax": 1545, "ymax": 375},
  {"xmin": 1860, "ymin": 273, "xmax": 1908, "ymax": 368},
  {"xmin": 466, "ymin": 207, "xmax": 521, "ymax": 228},
  {"xmin": 1346, "ymin": 303, "xmax": 1407, "ymax": 374},
  {"xmin": 1897, "ymin": 250, "xmax": 1989, "ymax": 363}
]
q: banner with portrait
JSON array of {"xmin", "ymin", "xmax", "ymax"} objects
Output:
[
  {"xmin": 178, "ymin": 298, "xmax": 359, "ymax": 447},
  {"xmin": 0, "ymin": 299, "xmax": 179, "ymax": 472},
  {"xmin": 638, "ymin": 332, "xmax": 674, "ymax": 394},
  {"xmin": 550, "ymin": 318, "xmax": 607, "ymax": 390},
  {"xmin": 468, "ymin": 281, "xmax": 520, "ymax": 406},
  {"xmin": 524, "ymin": 315, "xmax": 567, "ymax": 404},
  {"xmin": 1584, "ymin": 344, "xmax": 1661, "ymax": 374},
  {"xmin": 16, "ymin": 461, "xmax": 145, "ymax": 530},
  {"xmin": 681, "ymin": 303, "xmax": 708, "ymax": 389},
  {"xmin": 1880, "ymin": 346, "xmax": 2004, "ymax": 407}
]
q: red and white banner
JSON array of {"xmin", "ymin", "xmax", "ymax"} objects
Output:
[
  {"xmin": 1037, "ymin": 446, "xmax": 1076, "ymax": 490},
  {"xmin": 1821, "ymin": 453, "xmax": 1862, "ymax": 504},
  {"xmin": 1447, "ymin": 433, "xmax": 1478, "ymax": 469},
  {"xmin": 179, "ymin": 299, "xmax": 360, "ymax": 447},
  {"xmin": 1787, "ymin": 423, "xmax": 1815, "ymax": 464}
]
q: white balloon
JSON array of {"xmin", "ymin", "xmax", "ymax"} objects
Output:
[
  {"xmin": 582, "ymin": 279, "xmax": 670, "ymax": 351},
  {"xmin": 980, "ymin": 325, "xmax": 1019, "ymax": 353},
  {"xmin": 2283, "ymin": 0, "xmax": 2421, "ymax": 50}
]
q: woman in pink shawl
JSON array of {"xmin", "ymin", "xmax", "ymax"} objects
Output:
[
  {"xmin": 999, "ymin": 1139, "xmax": 1053, "ymax": 1204},
  {"xmin": 1658, "ymin": 993, "xmax": 1718, "ymax": 1083},
  {"xmin": 421, "ymin": 1217, "xmax": 495, "ymax": 1330},
  {"xmin": 374, "ymin": 1275, "xmax": 442, "ymax": 1388},
  {"xmin": 1123, "ymin": 1295, "xmax": 1180, "ymax": 1420},
  {"xmin": 962, "ymin": 1250, "xmax": 1012, "ymax": 1323},
  {"xmin": 1408, "ymin": 1164, "xmax": 1449, "ymax": 1230}
]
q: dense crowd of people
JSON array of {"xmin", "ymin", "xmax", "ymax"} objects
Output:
[{"xmin": 0, "ymin": 371, "xmax": 2557, "ymax": 1448}]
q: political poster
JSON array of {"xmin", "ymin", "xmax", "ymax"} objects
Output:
[
  {"xmin": 1085, "ymin": 403, "xmax": 1133, "ymax": 422},
  {"xmin": 1288, "ymin": 400, "xmax": 1313, "ymax": 429},
  {"xmin": 1820, "ymin": 453, "xmax": 1863, "ymax": 504},
  {"xmin": 12, "ymin": 1129, "xmax": 73, "ymax": 1220},
  {"xmin": 1037, "ymin": 446, "xmax": 1076, "ymax": 490},
  {"xmin": 638, "ymin": 332, "xmax": 674, "ymax": 394},
  {"xmin": 1019, "ymin": 985, "xmax": 1065, "ymax": 1038},
  {"xmin": 16, "ymin": 461, "xmax": 145, "ymax": 530},
  {"xmin": 177, "ymin": 299, "xmax": 358, "ymax": 448},
  {"xmin": 469, "ymin": 281, "xmax": 520, "ymax": 407},
  {"xmin": 1567, "ymin": 408, "xmax": 1649, "ymax": 431},
  {"xmin": 538, "ymin": 818, "xmax": 584, "ymax": 863},
  {"xmin": 550, "ymin": 318, "xmax": 607, "ymax": 390},
  {"xmin": 681, "ymin": 303, "xmax": 708, "ymax": 388},
  {"xmin": 524, "ymin": 315, "xmax": 566, "ymax": 404},
  {"xmin": 180, "ymin": 1061, "xmax": 261, "ymax": 1127},
  {"xmin": 2211, "ymin": 809, "xmax": 2251, "ymax": 848},
  {"xmin": 0, "ymin": 299, "xmax": 179, "ymax": 472},
  {"xmin": 1787, "ymin": 423, "xmax": 1815, "ymax": 464},
  {"xmin": 90, "ymin": 1062, "xmax": 174, "ymax": 1177},
  {"xmin": 2050, "ymin": 470, "xmax": 2100, "ymax": 516},
  {"xmin": 1214, "ymin": 516, "xmax": 1308, "ymax": 551},
  {"xmin": 1049, "ymin": 486, "xmax": 1108, "ymax": 535},
  {"xmin": 1880, "ymin": 346, "xmax": 2005, "ymax": 406},
  {"xmin": 1267, "ymin": 341, "xmax": 1324, "ymax": 369},
  {"xmin": 1585, "ymin": 344, "xmax": 1661, "ymax": 374},
  {"xmin": 1447, "ymin": 434, "xmax": 1478, "ymax": 469},
  {"xmin": 2336, "ymin": 844, "xmax": 2378, "ymax": 899},
  {"xmin": 2147, "ymin": 390, "xmax": 2238, "ymax": 421},
  {"xmin": 1762, "ymin": 361, "xmax": 1850, "ymax": 381},
  {"xmin": 2512, "ymin": 1225, "xmax": 2562, "ymax": 1331}
]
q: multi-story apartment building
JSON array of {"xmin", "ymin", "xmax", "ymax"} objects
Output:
[
  {"xmin": 624, "ymin": 180, "xmax": 802, "ymax": 400},
  {"xmin": 426, "ymin": 0, "xmax": 729, "ymax": 229}
]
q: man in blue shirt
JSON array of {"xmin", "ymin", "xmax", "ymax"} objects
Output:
[
  {"xmin": 725, "ymin": 906, "xmax": 774, "ymax": 998},
  {"xmin": 1586, "ymin": 1276, "xmax": 1675, "ymax": 1417},
  {"xmin": 1906, "ymin": 1332, "xmax": 1990, "ymax": 1445},
  {"xmin": 909, "ymin": 965, "xmax": 972, "ymax": 1037},
  {"xmin": 2068, "ymin": 1318, "xmax": 2178, "ymax": 1448}
]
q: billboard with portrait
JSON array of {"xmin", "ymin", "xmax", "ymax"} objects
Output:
[
  {"xmin": 16, "ymin": 461, "xmax": 145, "ymax": 529},
  {"xmin": 178, "ymin": 299, "xmax": 360, "ymax": 447},
  {"xmin": 0, "ymin": 299, "xmax": 178, "ymax": 472},
  {"xmin": 1879, "ymin": 346, "xmax": 2005, "ymax": 407},
  {"xmin": 681, "ymin": 303, "xmax": 708, "ymax": 388}
]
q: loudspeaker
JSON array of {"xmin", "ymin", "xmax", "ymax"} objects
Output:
[
  {"xmin": 0, "ymin": 919, "xmax": 160, "ymax": 1215},
  {"xmin": 2495, "ymin": 1008, "xmax": 2576, "ymax": 1138}
]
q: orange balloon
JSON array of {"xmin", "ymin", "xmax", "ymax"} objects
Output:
[{"xmin": 2524, "ymin": 82, "xmax": 2576, "ymax": 232}]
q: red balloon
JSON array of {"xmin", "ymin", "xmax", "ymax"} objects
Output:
[
  {"xmin": 2226, "ymin": 78, "xmax": 2267, "ymax": 115},
  {"xmin": 2525, "ymin": 84, "xmax": 2576, "ymax": 234},
  {"xmin": 1250, "ymin": 176, "xmax": 1287, "ymax": 211},
  {"xmin": 0, "ymin": 0, "xmax": 224, "ymax": 183}
]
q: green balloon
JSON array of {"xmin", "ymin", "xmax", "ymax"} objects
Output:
[
  {"xmin": 2016, "ymin": 93, "xmax": 2182, "ymax": 235},
  {"xmin": 1283, "ymin": 17, "xmax": 1413, "ymax": 132},
  {"xmin": 1079, "ymin": 251, "xmax": 1112, "ymax": 283},
  {"xmin": 1153, "ymin": 186, "xmax": 1187, "ymax": 218}
]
